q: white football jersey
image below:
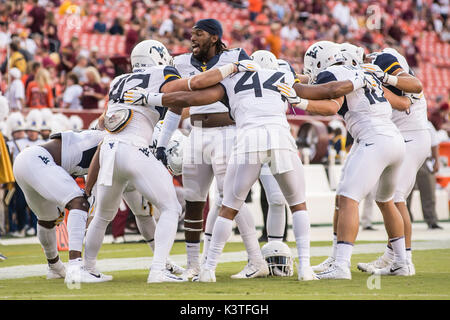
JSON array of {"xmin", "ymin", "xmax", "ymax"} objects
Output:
[
  {"xmin": 59, "ymin": 130, "xmax": 106, "ymax": 177},
  {"xmin": 220, "ymin": 69, "xmax": 296, "ymax": 152},
  {"xmin": 277, "ymin": 59, "xmax": 300, "ymax": 83},
  {"xmin": 174, "ymin": 48, "xmax": 250, "ymax": 115},
  {"xmin": 316, "ymin": 65, "xmax": 399, "ymax": 140},
  {"xmin": 373, "ymin": 48, "xmax": 428, "ymax": 132},
  {"xmin": 106, "ymin": 65, "xmax": 181, "ymax": 147}
]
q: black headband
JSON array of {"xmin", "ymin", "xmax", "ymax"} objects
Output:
[{"xmin": 193, "ymin": 19, "xmax": 223, "ymax": 39}]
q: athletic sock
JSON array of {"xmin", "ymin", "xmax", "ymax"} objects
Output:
[
  {"xmin": 135, "ymin": 215, "xmax": 156, "ymax": 252},
  {"xmin": 235, "ymin": 204, "xmax": 264, "ymax": 264},
  {"xmin": 389, "ymin": 236, "xmax": 407, "ymax": 265},
  {"xmin": 267, "ymin": 203, "xmax": 286, "ymax": 242},
  {"xmin": 292, "ymin": 210, "xmax": 311, "ymax": 269},
  {"xmin": 152, "ymin": 211, "xmax": 178, "ymax": 272},
  {"xmin": 205, "ymin": 216, "xmax": 233, "ymax": 271},
  {"xmin": 37, "ymin": 224, "xmax": 58, "ymax": 261},
  {"xmin": 383, "ymin": 244, "xmax": 395, "ymax": 261},
  {"xmin": 202, "ymin": 202, "xmax": 220, "ymax": 265},
  {"xmin": 406, "ymin": 247, "xmax": 412, "ymax": 264},
  {"xmin": 331, "ymin": 232, "xmax": 338, "ymax": 259},
  {"xmin": 67, "ymin": 209, "xmax": 87, "ymax": 253},
  {"xmin": 335, "ymin": 242, "xmax": 353, "ymax": 268},
  {"xmin": 84, "ymin": 215, "xmax": 110, "ymax": 270},
  {"xmin": 186, "ymin": 242, "xmax": 201, "ymax": 268}
]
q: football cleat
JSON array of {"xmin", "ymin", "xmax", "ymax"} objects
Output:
[
  {"xmin": 298, "ymin": 266, "xmax": 319, "ymax": 281},
  {"xmin": 181, "ymin": 265, "xmax": 200, "ymax": 281},
  {"xmin": 0, "ymin": 253, "xmax": 7, "ymax": 261},
  {"xmin": 198, "ymin": 268, "xmax": 216, "ymax": 283},
  {"xmin": 312, "ymin": 256, "xmax": 336, "ymax": 273},
  {"xmin": 357, "ymin": 255, "xmax": 392, "ymax": 273},
  {"xmin": 230, "ymin": 261, "xmax": 269, "ymax": 279},
  {"xmin": 65, "ymin": 264, "xmax": 113, "ymax": 284},
  {"xmin": 316, "ymin": 263, "xmax": 352, "ymax": 280},
  {"xmin": 371, "ymin": 261, "xmax": 409, "ymax": 276},
  {"xmin": 47, "ymin": 260, "xmax": 66, "ymax": 280},
  {"xmin": 147, "ymin": 269, "xmax": 187, "ymax": 283},
  {"xmin": 166, "ymin": 259, "xmax": 185, "ymax": 275}
]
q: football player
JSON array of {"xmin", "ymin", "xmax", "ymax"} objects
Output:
[
  {"xmin": 12, "ymin": 121, "xmax": 110, "ymax": 283},
  {"xmin": 151, "ymin": 19, "xmax": 269, "ymax": 280},
  {"xmin": 83, "ymin": 39, "xmax": 257, "ymax": 283},
  {"xmin": 355, "ymin": 47, "xmax": 429, "ymax": 276},
  {"xmin": 279, "ymin": 41, "xmax": 410, "ymax": 279}
]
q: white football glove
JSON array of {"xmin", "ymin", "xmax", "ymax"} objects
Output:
[
  {"xmin": 123, "ymin": 87, "xmax": 149, "ymax": 105},
  {"xmin": 404, "ymin": 92, "xmax": 423, "ymax": 105},
  {"xmin": 277, "ymin": 83, "xmax": 308, "ymax": 110},
  {"xmin": 234, "ymin": 59, "xmax": 261, "ymax": 72},
  {"xmin": 350, "ymin": 70, "xmax": 377, "ymax": 91},
  {"xmin": 361, "ymin": 63, "xmax": 398, "ymax": 86}
]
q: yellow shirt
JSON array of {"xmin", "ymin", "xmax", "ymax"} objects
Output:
[{"xmin": 9, "ymin": 52, "xmax": 27, "ymax": 74}]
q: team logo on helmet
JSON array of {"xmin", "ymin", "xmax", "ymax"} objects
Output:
[{"xmin": 151, "ymin": 45, "xmax": 166, "ymax": 59}]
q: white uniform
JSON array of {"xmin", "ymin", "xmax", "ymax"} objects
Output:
[
  {"xmin": 13, "ymin": 130, "xmax": 105, "ymax": 222},
  {"xmin": 174, "ymin": 49, "xmax": 249, "ymax": 202},
  {"xmin": 219, "ymin": 68, "xmax": 305, "ymax": 210},
  {"xmin": 373, "ymin": 49, "xmax": 431, "ymax": 203},
  {"xmin": 316, "ymin": 65, "xmax": 405, "ymax": 202},
  {"xmin": 84, "ymin": 65, "xmax": 182, "ymax": 273}
]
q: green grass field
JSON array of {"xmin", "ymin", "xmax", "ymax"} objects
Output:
[{"xmin": 1, "ymin": 241, "xmax": 449, "ymax": 300}]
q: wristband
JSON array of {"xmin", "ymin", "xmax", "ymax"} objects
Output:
[
  {"xmin": 147, "ymin": 92, "xmax": 164, "ymax": 106},
  {"xmin": 218, "ymin": 63, "xmax": 236, "ymax": 79},
  {"xmin": 350, "ymin": 76, "xmax": 364, "ymax": 90},
  {"xmin": 187, "ymin": 77, "xmax": 193, "ymax": 91},
  {"xmin": 385, "ymin": 74, "xmax": 398, "ymax": 86},
  {"xmin": 297, "ymin": 98, "xmax": 309, "ymax": 110}
]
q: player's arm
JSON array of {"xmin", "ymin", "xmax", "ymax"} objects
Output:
[
  {"xmin": 161, "ymin": 60, "xmax": 259, "ymax": 93},
  {"xmin": 362, "ymin": 53, "xmax": 423, "ymax": 93},
  {"xmin": 160, "ymin": 84, "xmax": 225, "ymax": 108},
  {"xmin": 382, "ymin": 87, "xmax": 411, "ymax": 111}
]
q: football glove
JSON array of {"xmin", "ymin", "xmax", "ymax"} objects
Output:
[
  {"xmin": 361, "ymin": 63, "xmax": 398, "ymax": 86},
  {"xmin": 123, "ymin": 87, "xmax": 149, "ymax": 105},
  {"xmin": 404, "ymin": 92, "xmax": 423, "ymax": 105},
  {"xmin": 234, "ymin": 59, "xmax": 261, "ymax": 72},
  {"xmin": 277, "ymin": 83, "xmax": 308, "ymax": 110},
  {"xmin": 155, "ymin": 146, "xmax": 168, "ymax": 166}
]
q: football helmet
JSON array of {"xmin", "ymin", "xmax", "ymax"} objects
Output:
[
  {"xmin": 6, "ymin": 112, "xmax": 26, "ymax": 136},
  {"xmin": 25, "ymin": 109, "xmax": 43, "ymax": 132},
  {"xmin": 131, "ymin": 40, "xmax": 173, "ymax": 69},
  {"xmin": 69, "ymin": 115, "xmax": 84, "ymax": 131},
  {"xmin": 40, "ymin": 108, "xmax": 53, "ymax": 131},
  {"xmin": 251, "ymin": 50, "xmax": 278, "ymax": 70},
  {"xmin": 166, "ymin": 130, "xmax": 185, "ymax": 176},
  {"xmin": 261, "ymin": 241, "xmax": 294, "ymax": 277},
  {"xmin": 303, "ymin": 41, "xmax": 344, "ymax": 83},
  {"xmin": 340, "ymin": 43, "xmax": 365, "ymax": 67}
]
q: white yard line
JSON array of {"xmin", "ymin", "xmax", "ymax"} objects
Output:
[{"xmin": 1, "ymin": 240, "xmax": 449, "ymax": 280}]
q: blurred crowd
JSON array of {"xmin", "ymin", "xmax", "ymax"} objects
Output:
[{"xmin": 0, "ymin": 0, "xmax": 449, "ymax": 237}]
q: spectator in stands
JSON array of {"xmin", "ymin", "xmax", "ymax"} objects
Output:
[
  {"xmin": 24, "ymin": 61, "xmax": 41, "ymax": 91},
  {"xmin": 60, "ymin": 36, "xmax": 79, "ymax": 72},
  {"xmin": 280, "ymin": 21, "xmax": 301, "ymax": 41},
  {"xmin": 80, "ymin": 67, "xmax": 105, "ymax": 109},
  {"xmin": 7, "ymin": 41, "xmax": 27, "ymax": 75},
  {"xmin": 0, "ymin": 21, "xmax": 10, "ymax": 50},
  {"xmin": 5, "ymin": 68, "xmax": 25, "ymax": 111},
  {"xmin": 93, "ymin": 12, "xmax": 107, "ymax": 34},
  {"xmin": 429, "ymin": 96, "xmax": 449, "ymax": 130},
  {"xmin": 26, "ymin": 68, "xmax": 53, "ymax": 109},
  {"xmin": 265, "ymin": 23, "xmax": 282, "ymax": 57},
  {"xmin": 72, "ymin": 55, "xmax": 89, "ymax": 84},
  {"xmin": 109, "ymin": 17, "xmax": 125, "ymax": 35},
  {"xmin": 43, "ymin": 10, "xmax": 60, "ymax": 53},
  {"xmin": 388, "ymin": 19, "xmax": 404, "ymax": 43},
  {"xmin": 61, "ymin": 72, "xmax": 83, "ymax": 110},
  {"xmin": 98, "ymin": 57, "xmax": 116, "ymax": 80},
  {"xmin": 125, "ymin": 19, "xmax": 140, "ymax": 55},
  {"xmin": 27, "ymin": 0, "xmax": 46, "ymax": 35},
  {"xmin": 248, "ymin": 0, "xmax": 263, "ymax": 22}
]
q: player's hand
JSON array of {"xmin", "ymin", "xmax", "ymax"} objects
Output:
[
  {"xmin": 123, "ymin": 87, "xmax": 150, "ymax": 105},
  {"xmin": 361, "ymin": 63, "xmax": 389, "ymax": 83},
  {"xmin": 155, "ymin": 146, "xmax": 168, "ymax": 166},
  {"xmin": 404, "ymin": 92, "xmax": 423, "ymax": 105},
  {"xmin": 277, "ymin": 83, "xmax": 301, "ymax": 104},
  {"xmin": 234, "ymin": 60, "xmax": 261, "ymax": 72}
]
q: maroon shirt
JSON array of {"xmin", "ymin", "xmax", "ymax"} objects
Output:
[
  {"xmin": 28, "ymin": 5, "xmax": 46, "ymax": 34},
  {"xmin": 80, "ymin": 83, "xmax": 105, "ymax": 109}
]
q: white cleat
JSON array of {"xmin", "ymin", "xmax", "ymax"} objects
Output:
[
  {"xmin": 147, "ymin": 269, "xmax": 187, "ymax": 283},
  {"xmin": 312, "ymin": 256, "xmax": 335, "ymax": 273},
  {"xmin": 316, "ymin": 263, "xmax": 352, "ymax": 280},
  {"xmin": 298, "ymin": 266, "xmax": 319, "ymax": 281},
  {"xmin": 357, "ymin": 255, "xmax": 392, "ymax": 273},
  {"xmin": 371, "ymin": 261, "xmax": 410, "ymax": 276},
  {"xmin": 166, "ymin": 259, "xmax": 185, "ymax": 275},
  {"xmin": 181, "ymin": 265, "xmax": 200, "ymax": 281},
  {"xmin": 47, "ymin": 261, "xmax": 66, "ymax": 280},
  {"xmin": 65, "ymin": 264, "xmax": 113, "ymax": 284},
  {"xmin": 198, "ymin": 268, "xmax": 216, "ymax": 282},
  {"xmin": 230, "ymin": 261, "xmax": 270, "ymax": 279}
]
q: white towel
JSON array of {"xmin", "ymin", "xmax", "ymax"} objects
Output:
[{"xmin": 97, "ymin": 139, "xmax": 118, "ymax": 187}]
